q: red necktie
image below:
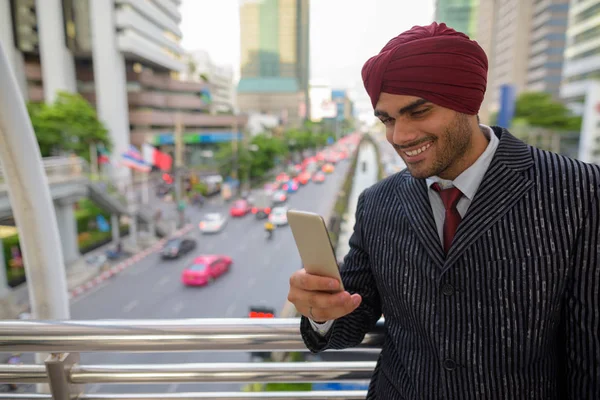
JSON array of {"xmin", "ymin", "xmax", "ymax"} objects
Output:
[{"xmin": 431, "ymin": 183, "xmax": 463, "ymax": 254}]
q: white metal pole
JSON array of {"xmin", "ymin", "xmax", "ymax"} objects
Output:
[
  {"xmin": 142, "ymin": 172, "xmax": 149, "ymax": 205},
  {"xmin": 0, "ymin": 42, "xmax": 70, "ymax": 392},
  {"xmin": 90, "ymin": 142, "xmax": 98, "ymax": 178},
  {"xmin": 0, "ymin": 43, "xmax": 70, "ymax": 321}
]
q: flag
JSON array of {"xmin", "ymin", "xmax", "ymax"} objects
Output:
[
  {"xmin": 121, "ymin": 145, "xmax": 151, "ymax": 172},
  {"xmin": 142, "ymin": 143, "xmax": 173, "ymax": 172},
  {"xmin": 97, "ymin": 144, "xmax": 110, "ymax": 164}
]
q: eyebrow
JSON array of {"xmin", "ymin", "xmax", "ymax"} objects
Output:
[{"xmin": 374, "ymin": 98, "xmax": 430, "ymax": 118}]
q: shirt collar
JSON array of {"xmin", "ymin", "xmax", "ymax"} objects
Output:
[{"xmin": 426, "ymin": 124, "xmax": 499, "ymax": 200}]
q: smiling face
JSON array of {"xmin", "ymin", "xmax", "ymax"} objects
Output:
[{"xmin": 375, "ymin": 92, "xmax": 484, "ymax": 180}]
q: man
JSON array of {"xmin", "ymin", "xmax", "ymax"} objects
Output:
[{"xmin": 287, "ymin": 22, "xmax": 599, "ymax": 399}]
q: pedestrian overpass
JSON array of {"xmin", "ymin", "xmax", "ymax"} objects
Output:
[{"xmin": 0, "ymin": 156, "xmax": 169, "ymax": 265}]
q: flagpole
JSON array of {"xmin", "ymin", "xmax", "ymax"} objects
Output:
[
  {"xmin": 142, "ymin": 170, "xmax": 149, "ymax": 205},
  {"xmin": 174, "ymin": 113, "xmax": 185, "ymax": 229}
]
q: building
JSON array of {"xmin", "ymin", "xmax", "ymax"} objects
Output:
[
  {"xmin": 331, "ymin": 90, "xmax": 354, "ymax": 122},
  {"xmin": 577, "ymin": 80, "xmax": 600, "ymax": 164},
  {"xmin": 0, "ymin": 0, "xmax": 246, "ymax": 175},
  {"xmin": 477, "ymin": 0, "xmax": 571, "ymax": 121},
  {"xmin": 474, "ymin": 0, "xmax": 497, "ymax": 124},
  {"xmin": 526, "ymin": 0, "xmax": 570, "ymax": 100},
  {"xmin": 486, "ymin": 0, "xmax": 534, "ymax": 115},
  {"xmin": 237, "ymin": 0, "xmax": 310, "ymax": 127},
  {"xmin": 181, "ymin": 50, "xmax": 236, "ymax": 114},
  {"xmin": 560, "ymin": 0, "xmax": 600, "ymax": 114},
  {"xmin": 435, "ymin": 0, "xmax": 479, "ymax": 38}
]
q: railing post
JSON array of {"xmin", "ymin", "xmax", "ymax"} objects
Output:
[
  {"xmin": 45, "ymin": 352, "xmax": 82, "ymax": 400},
  {"xmin": 0, "ymin": 43, "xmax": 71, "ymax": 319}
]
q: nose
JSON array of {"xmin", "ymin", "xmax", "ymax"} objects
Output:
[{"xmin": 391, "ymin": 120, "xmax": 419, "ymax": 147}]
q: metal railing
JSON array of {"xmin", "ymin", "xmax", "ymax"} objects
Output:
[
  {"xmin": 0, "ymin": 156, "xmax": 88, "ymax": 192},
  {"xmin": 0, "ymin": 318, "xmax": 385, "ymax": 399}
]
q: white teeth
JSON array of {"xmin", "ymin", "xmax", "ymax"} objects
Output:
[{"xmin": 404, "ymin": 143, "xmax": 432, "ymax": 157}]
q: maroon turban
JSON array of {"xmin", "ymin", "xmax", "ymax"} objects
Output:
[{"xmin": 362, "ymin": 22, "xmax": 488, "ymax": 115}]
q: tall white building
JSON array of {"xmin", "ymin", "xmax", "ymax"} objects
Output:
[
  {"xmin": 1, "ymin": 0, "xmax": 186, "ymax": 179},
  {"xmin": 560, "ymin": 0, "xmax": 600, "ymax": 114},
  {"xmin": 182, "ymin": 50, "xmax": 236, "ymax": 114}
]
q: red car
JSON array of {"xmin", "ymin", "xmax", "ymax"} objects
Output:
[
  {"xmin": 276, "ymin": 173, "xmax": 290, "ymax": 183},
  {"xmin": 230, "ymin": 200, "xmax": 251, "ymax": 217},
  {"xmin": 181, "ymin": 255, "xmax": 232, "ymax": 286},
  {"xmin": 297, "ymin": 172, "xmax": 311, "ymax": 185},
  {"xmin": 313, "ymin": 172, "xmax": 326, "ymax": 183}
]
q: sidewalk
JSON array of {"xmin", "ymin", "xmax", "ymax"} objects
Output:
[
  {"xmin": 335, "ymin": 141, "xmax": 380, "ymax": 260},
  {"xmin": 0, "ymin": 224, "xmax": 193, "ymax": 319}
]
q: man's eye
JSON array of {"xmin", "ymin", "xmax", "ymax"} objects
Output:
[
  {"xmin": 381, "ymin": 118, "xmax": 394, "ymax": 125},
  {"xmin": 411, "ymin": 109, "xmax": 428, "ymax": 117}
]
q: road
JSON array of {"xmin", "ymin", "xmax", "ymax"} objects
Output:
[
  {"xmin": 67, "ymin": 157, "xmax": 352, "ymax": 395},
  {"xmin": 335, "ymin": 141, "xmax": 379, "ymax": 259},
  {"xmin": 374, "ymin": 135, "xmax": 406, "ymax": 176}
]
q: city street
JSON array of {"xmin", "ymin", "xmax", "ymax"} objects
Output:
[{"xmin": 67, "ymin": 158, "xmax": 352, "ymax": 394}]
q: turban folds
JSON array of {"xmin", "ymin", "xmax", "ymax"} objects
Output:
[{"xmin": 362, "ymin": 22, "xmax": 488, "ymax": 115}]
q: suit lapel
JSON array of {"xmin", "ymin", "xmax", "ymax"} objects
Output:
[
  {"xmin": 442, "ymin": 128, "xmax": 535, "ymax": 273},
  {"xmin": 395, "ymin": 176, "xmax": 445, "ymax": 268}
]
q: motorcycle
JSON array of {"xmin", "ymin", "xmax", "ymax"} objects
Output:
[{"xmin": 266, "ymin": 230, "xmax": 273, "ymax": 240}]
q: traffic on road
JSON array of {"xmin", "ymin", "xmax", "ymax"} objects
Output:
[{"xmin": 57, "ymin": 135, "xmax": 360, "ymax": 395}]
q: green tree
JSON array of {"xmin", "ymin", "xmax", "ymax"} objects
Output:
[
  {"xmin": 215, "ymin": 134, "xmax": 288, "ymax": 181},
  {"xmin": 513, "ymin": 92, "xmax": 582, "ymax": 132},
  {"xmin": 28, "ymin": 91, "xmax": 111, "ymax": 159}
]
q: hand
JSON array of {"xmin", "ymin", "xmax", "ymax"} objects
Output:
[{"xmin": 288, "ymin": 268, "xmax": 362, "ymax": 322}]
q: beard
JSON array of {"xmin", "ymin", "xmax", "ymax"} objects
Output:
[{"xmin": 400, "ymin": 113, "xmax": 473, "ymax": 180}]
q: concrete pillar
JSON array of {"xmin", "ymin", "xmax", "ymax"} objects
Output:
[
  {"xmin": 0, "ymin": 0, "xmax": 28, "ymax": 100},
  {"xmin": 111, "ymin": 214, "xmax": 120, "ymax": 244},
  {"xmin": 0, "ymin": 237, "xmax": 9, "ymax": 298},
  {"xmin": 54, "ymin": 198, "xmax": 80, "ymax": 266},
  {"xmin": 89, "ymin": 0, "xmax": 131, "ymax": 183},
  {"xmin": 35, "ymin": 0, "xmax": 77, "ymax": 102}
]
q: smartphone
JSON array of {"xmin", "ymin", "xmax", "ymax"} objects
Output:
[{"xmin": 286, "ymin": 209, "xmax": 344, "ymax": 291}]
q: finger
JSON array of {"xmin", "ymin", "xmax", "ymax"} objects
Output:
[
  {"xmin": 308, "ymin": 294, "xmax": 362, "ymax": 321},
  {"xmin": 287, "ymin": 286, "xmax": 345, "ymax": 308},
  {"xmin": 306, "ymin": 290, "xmax": 352, "ymax": 309},
  {"xmin": 290, "ymin": 270, "xmax": 341, "ymax": 292}
]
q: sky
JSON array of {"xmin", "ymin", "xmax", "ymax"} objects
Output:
[{"xmin": 180, "ymin": 0, "xmax": 436, "ymax": 122}]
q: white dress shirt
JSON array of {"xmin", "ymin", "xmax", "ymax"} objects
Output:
[{"xmin": 309, "ymin": 125, "xmax": 500, "ymax": 335}]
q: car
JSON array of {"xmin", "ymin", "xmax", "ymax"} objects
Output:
[
  {"xmin": 230, "ymin": 199, "xmax": 251, "ymax": 217},
  {"xmin": 161, "ymin": 238, "xmax": 197, "ymax": 259},
  {"xmin": 181, "ymin": 255, "xmax": 232, "ymax": 286},
  {"xmin": 269, "ymin": 206, "xmax": 288, "ymax": 226},
  {"xmin": 297, "ymin": 171, "xmax": 311, "ymax": 185},
  {"xmin": 322, "ymin": 163, "xmax": 335, "ymax": 174},
  {"xmin": 272, "ymin": 190, "xmax": 287, "ymax": 205},
  {"xmin": 199, "ymin": 213, "xmax": 228, "ymax": 234},
  {"xmin": 276, "ymin": 173, "xmax": 290, "ymax": 183},
  {"xmin": 312, "ymin": 171, "xmax": 326, "ymax": 183},
  {"xmin": 281, "ymin": 180, "xmax": 299, "ymax": 193}
]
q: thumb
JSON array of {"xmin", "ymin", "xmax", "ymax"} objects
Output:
[{"xmin": 345, "ymin": 293, "xmax": 362, "ymax": 314}]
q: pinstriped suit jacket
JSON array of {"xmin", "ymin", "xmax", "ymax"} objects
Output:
[{"xmin": 300, "ymin": 127, "xmax": 600, "ymax": 399}]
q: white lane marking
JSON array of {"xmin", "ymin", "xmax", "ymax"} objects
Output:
[
  {"xmin": 123, "ymin": 299, "xmax": 139, "ymax": 313},
  {"xmin": 167, "ymin": 383, "xmax": 179, "ymax": 393},
  {"xmin": 158, "ymin": 276, "xmax": 171, "ymax": 287},
  {"xmin": 225, "ymin": 303, "xmax": 236, "ymax": 317},
  {"xmin": 173, "ymin": 301, "xmax": 185, "ymax": 315},
  {"xmin": 247, "ymin": 277, "xmax": 257, "ymax": 288}
]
